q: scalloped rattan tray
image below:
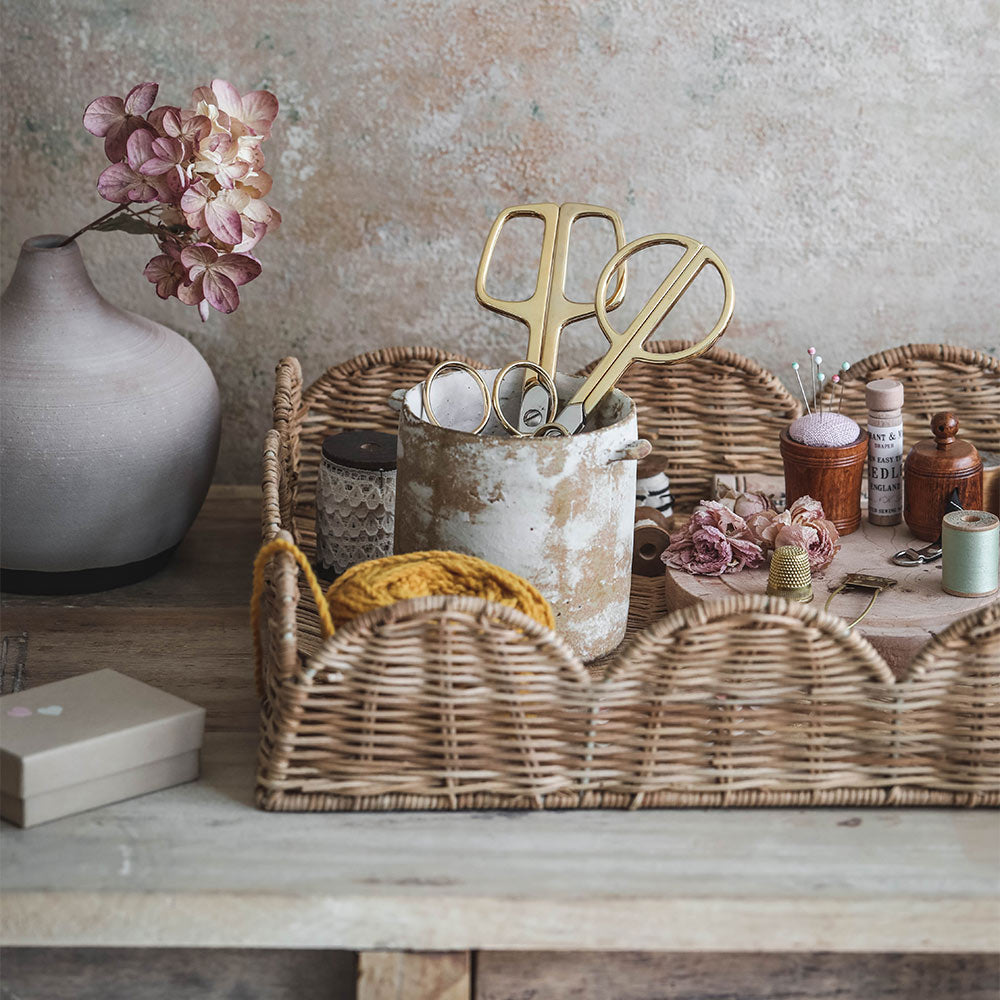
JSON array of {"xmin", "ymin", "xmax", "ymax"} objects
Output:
[{"xmin": 255, "ymin": 347, "xmax": 1000, "ymax": 811}]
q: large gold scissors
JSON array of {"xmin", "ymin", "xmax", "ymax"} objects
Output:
[
  {"xmin": 475, "ymin": 201, "xmax": 628, "ymax": 433},
  {"xmin": 535, "ymin": 233, "xmax": 734, "ymax": 436}
]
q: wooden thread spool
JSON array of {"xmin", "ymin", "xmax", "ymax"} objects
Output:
[
  {"xmin": 633, "ymin": 505, "xmax": 670, "ymax": 576},
  {"xmin": 941, "ymin": 510, "xmax": 999, "ymax": 598},
  {"xmin": 779, "ymin": 427, "xmax": 868, "ymax": 535},
  {"xmin": 903, "ymin": 412, "xmax": 983, "ymax": 542}
]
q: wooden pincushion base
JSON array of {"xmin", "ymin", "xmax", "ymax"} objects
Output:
[{"xmin": 779, "ymin": 428, "xmax": 868, "ymax": 535}]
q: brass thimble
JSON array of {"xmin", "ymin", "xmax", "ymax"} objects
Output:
[{"xmin": 766, "ymin": 545, "xmax": 813, "ymax": 603}]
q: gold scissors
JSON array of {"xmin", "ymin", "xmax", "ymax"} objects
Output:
[
  {"xmin": 474, "ymin": 201, "xmax": 628, "ymax": 434},
  {"xmin": 534, "ymin": 233, "xmax": 734, "ymax": 436},
  {"xmin": 420, "ymin": 359, "xmax": 559, "ymax": 436}
]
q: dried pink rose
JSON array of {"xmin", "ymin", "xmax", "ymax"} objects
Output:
[
  {"xmin": 775, "ymin": 518, "xmax": 840, "ymax": 571},
  {"xmin": 664, "ymin": 524, "xmax": 733, "ymax": 576},
  {"xmin": 729, "ymin": 534, "xmax": 767, "ymax": 570},
  {"xmin": 83, "ymin": 82, "xmax": 159, "ymax": 161},
  {"xmin": 789, "ymin": 495, "xmax": 826, "ymax": 523},
  {"xmin": 690, "ymin": 500, "xmax": 749, "ymax": 537},
  {"xmin": 733, "ymin": 491, "xmax": 770, "ymax": 520},
  {"xmin": 663, "ymin": 499, "xmax": 767, "ymax": 576},
  {"xmin": 747, "ymin": 509, "xmax": 792, "ymax": 548}
]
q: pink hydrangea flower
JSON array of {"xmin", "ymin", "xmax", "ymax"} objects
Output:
[
  {"xmin": 180, "ymin": 180, "xmax": 246, "ymax": 243},
  {"xmin": 177, "ymin": 243, "xmax": 261, "ymax": 320},
  {"xmin": 143, "ymin": 249, "xmax": 187, "ymax": 299},
  {"xmin": 136, "ymin": 136, "xmax": 188, "ymax": 184},
  {"xmin": 76, "ymin": 77, "xmax": 278, "ymax": 320},
  {"xmin": 83, "ymin": 82, "xmax": 159, "ymax": 161}
]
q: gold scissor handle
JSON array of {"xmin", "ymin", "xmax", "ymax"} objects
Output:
[
  {"xmin": 538, "ymin": 234, "xmax": 734, "ymax": 435},
  {"xmin": 541, "ymin": 202, "xmax": 628, "ymax": 373},
  {"xmin": 475, "ymin": 202, "xmax": 628, "ymax": 377},
  {"xmin": 583, "ymin": 234, "xmax": 733, "ymax": 414},
  {"xmin": 475, "ymin": 203, "xmax": 560, "ymax": 330},
  {"xmin": 421, "ymin": 361, "xmax": 492, "ymax": 435}
]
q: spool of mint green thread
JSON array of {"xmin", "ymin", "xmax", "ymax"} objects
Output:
[{"xmin": 941, "ymin": 510, "xmax": 999, "ymax": 598}]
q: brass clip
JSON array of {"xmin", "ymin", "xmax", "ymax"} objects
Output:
[{"xmin": 824, "ymin": 574, "xmax": 898, "ymax": 629}]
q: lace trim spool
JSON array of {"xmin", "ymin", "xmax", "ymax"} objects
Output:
[{"xmin": 316, "ymin": 431, "xmax": 397, "ymax": 577}]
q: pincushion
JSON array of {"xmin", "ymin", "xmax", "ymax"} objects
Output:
[{"xmin": 789, "ymin": 413, "xmax": 860, "ymax": 448}]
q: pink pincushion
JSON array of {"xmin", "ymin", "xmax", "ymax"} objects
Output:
[{"xmin": 789, "ymin": 413, "xmax": 860, "ymax": 447}]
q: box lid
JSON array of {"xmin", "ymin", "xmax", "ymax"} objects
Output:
[{"xmin": 0, "ymin": 669, "xmax": 205, "ymax": 799}]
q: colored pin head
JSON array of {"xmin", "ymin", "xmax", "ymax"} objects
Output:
[
  {"xmin": 832, "ymin": 374, "xmax": 840, "ymax": 384},
  {"xmin": 808, "ymin": 347, "xmax": 816, "ymax": 356},
  {"xmin": 814, "ymin": 355, "xmax": 823, "ymax": 367},
  {"xmin": 841, "ymin": 361, "xmax": 850, "ymax": 372},
  {"xmin": 791, "ymin": 361, "xmax": 810, "ymax": 414}
]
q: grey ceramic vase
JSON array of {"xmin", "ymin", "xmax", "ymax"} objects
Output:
[{"xmin": 1, "ymin": 235, "xmax": 221, "ymax": 593}]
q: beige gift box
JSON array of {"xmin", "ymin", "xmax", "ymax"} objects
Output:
[{"xmin": 1, "ymin": 669, "xmax": 205, "ymax": 828}]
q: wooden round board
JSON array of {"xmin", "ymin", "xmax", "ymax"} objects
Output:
[{"xmin": 663, "ymin": 517, "xmax": 998, "ymax": 674}]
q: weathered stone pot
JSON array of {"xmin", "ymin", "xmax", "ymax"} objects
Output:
[
  {"xmin": 394, "ymin": 368, "xmax": 642, "ymax": 660},
  {"xmin": 0, "ymin": 235, "xmax": 221, "ymax": 593}
]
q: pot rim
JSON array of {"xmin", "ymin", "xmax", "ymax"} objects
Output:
[{"xmin": 401, "ymin": 368, "xmax": 637, "ymax": 445}]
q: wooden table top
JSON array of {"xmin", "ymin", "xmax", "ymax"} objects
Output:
[
  {"xmin": 2, "ymin": 486, "xmax": 998, "ymax": 952},
  {"xmin": 665, "ymin": 515, "xmax": 997, "ymax": 673}
]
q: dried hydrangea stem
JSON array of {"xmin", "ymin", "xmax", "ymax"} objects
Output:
[{"xmin": 55, "ymin": 204, "xmax": 131, "ymax": 247}]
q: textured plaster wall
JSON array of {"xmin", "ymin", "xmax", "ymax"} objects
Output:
[{"xmin": 2, "ymin": 0, "xmax": 997, "ymax": 482}]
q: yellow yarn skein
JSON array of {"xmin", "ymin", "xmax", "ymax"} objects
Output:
[
  {"xmin": 325, "ymin": 549, "xmax": 555, "ymax": 629},
  {"xmin": 251, "ymin": 539, "xmax": 555, "ymax": 694}
]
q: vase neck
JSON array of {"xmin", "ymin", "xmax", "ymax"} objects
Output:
[{"xmin": 2, "ymin": 236, "xmax": 102, "ymax": 311}]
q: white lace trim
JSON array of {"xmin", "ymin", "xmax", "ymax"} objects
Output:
[{"xmin": 316, "ymin": 458, "xmax": 396, "ymax": 575}]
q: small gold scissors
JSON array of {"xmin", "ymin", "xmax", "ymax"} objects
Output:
[
  {"xmin": 535, "ymin": 233, "xmax": 735, "ymax": 436},
  {"xmin": 420, "ymin": 359, "xmax": 559, "ymax": 436},
  {"xmin": 475, "ymin": 201, "xmax": 628, "ymax": 434}
]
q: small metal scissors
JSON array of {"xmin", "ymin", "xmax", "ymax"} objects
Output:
[
  {"xmin": 534, "ymin": 233, "xmax": 735, "ymax": 436},
  {"xmin": 475, "ymin": 201, "xmax": 628, "ymax": 434},
  {"xmin": 420, "ymin": 359, "xmax": 559, "ymax": 436}
]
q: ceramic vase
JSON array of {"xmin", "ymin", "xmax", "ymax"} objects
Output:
[{"xmin": 1, "ymin": 235, "xmax": 221, "ymax": 593}]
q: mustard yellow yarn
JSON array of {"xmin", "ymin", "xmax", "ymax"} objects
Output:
[
  {"xmin": 251, "ymin": 539, "xmax": 555, "ymax": 694},
  {"xmin": 325, "ymin": 549, "xmax": 555, "ymax": 629}
]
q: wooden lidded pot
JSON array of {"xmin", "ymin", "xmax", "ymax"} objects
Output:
[
  {"xmin": 779, "ymin": 427, "xmax": 868, "ymax": 535},
  {"xmin": 904, "ymin": 412, "xmax": 983, "ymax": 541}
]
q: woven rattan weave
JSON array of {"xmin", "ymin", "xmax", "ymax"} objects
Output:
[
  {"xmin": 256, "ymin": 348, "xmax": 999, "ymax": 811},
  {"xmin": 820, "ymin": 343, "xmax": 1000, "ymax": 455}
]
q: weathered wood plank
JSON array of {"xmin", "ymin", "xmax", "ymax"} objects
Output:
[
  {"xmin": 2, "ymin": 733, "xmax": 999, "ymax": 952},
  {"xmin": 0, "ymin": 946, "xmax": 356, "ymax": 1000},
  {"xmin": 476, "ymin": 951, "xmax": 1000, "ymax": 1000},
  {"xmin": 358, "ymin": 951, "xmax": 470, "ymax": 1000},
  {"xmin": 0, "ymin": 606, "xmax": 256, "ymax": 732}
]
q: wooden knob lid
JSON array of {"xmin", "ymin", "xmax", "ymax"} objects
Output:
[
  {"xmin": 931, "ymin": 411, "xmax": 959, "ymax": 450},
  {"xmin": 905, "ymin": 411, "xmax": 981, "ymax": 476}
]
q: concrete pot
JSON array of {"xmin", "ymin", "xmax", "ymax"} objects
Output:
[
  {"xmin": 1, "ymin": 235, "xmax": 221, "ymax": 592},
  {"xmin": 395, "ymin": 369, "xmax": 643, "ymax": 660}
]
